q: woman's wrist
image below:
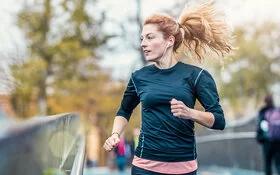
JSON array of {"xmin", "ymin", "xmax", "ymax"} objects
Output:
[
  {"xmin": 111, "ymin": 132, "xmax": 120, "ymax": 138},
  {"xmin": 188, "ymin": 108, "xmax": 197, "ymax": 121}
]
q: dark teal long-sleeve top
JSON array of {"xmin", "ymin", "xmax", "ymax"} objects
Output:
[{"xmin": 116, "ymin": 61, "xmax": 225, "ymax": 162}]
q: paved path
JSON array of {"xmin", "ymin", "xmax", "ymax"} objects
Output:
[{"xmin": 83, "ymin": 166, "xmax": 264, "ymax": 175}]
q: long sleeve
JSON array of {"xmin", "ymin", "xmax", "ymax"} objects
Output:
[
  {"xmin": 116, "ymin": 76, "xmax": 140, "ymax": 121},
  {"xmin": 195, "ymin": 70, "xmax": 225, "ymax": 130}
]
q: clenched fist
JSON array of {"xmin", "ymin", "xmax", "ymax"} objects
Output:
[
  {"xmin": 170, "ymin": 98, "xmax": 194, "ymax": 120},
  {"xmin": 103, "ymin": 133, "xmax": 120, "ymax": 152}
]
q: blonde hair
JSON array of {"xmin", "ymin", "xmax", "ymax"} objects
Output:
[{"xmin": 144, "ymin": 0, "xmax": 234, "ymax": 63}]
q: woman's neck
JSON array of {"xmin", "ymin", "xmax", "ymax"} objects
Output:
[{"xmin": 155, "ymin": 54, "xmax": 177, "ymax": 69}]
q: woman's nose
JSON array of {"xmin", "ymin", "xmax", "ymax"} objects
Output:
[{"xmin": 141, "ymin": 39, "xmax": 147, "ymax": 47}]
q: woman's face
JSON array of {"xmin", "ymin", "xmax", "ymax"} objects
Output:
[{"xmin": 141, "ymin": 24, "xmax": 169, "ymax": 62}]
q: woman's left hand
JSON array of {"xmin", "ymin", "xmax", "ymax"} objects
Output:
[{"xmin": 170, "ymin": 98, "xmax": 195, "ymax": 120}]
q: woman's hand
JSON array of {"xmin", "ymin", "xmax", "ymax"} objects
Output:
[
  {"xmin": 103, "ymin": 133, "xmax": 120, "ymax": 152},
  {"xmin": 170, "ymin": 98, "xmax": 195, "ymax": 120},
  {"xmin": 170, "ymin": 98, "xmax": 216, "ymax": 128}
]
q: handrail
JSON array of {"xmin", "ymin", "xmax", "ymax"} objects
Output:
[
  {"xmin": 0, "ymin": 113, "xmax": 84, "ymax": 175},
  {"xmin": 196, "ymin": 131, "xmax": 256, "ymax": 143},
  {"xmin": 196, "ymin": 115, "xmax": 263, "ymax": 172},
  {"xmin": 71, "ymin": 136, "xmax": 85, "ymax": 175}
]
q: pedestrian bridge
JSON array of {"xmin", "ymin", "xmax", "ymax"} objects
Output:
[{"xmin": 0, "ymin": 113, "xmax": 275, "ymax": 175}]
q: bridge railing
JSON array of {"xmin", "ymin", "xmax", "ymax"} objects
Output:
[
  {"xmin": 0, "ymin": 113, "xmax": 85, "ymax": 175},
  {"xmin": 196, "ymin": 116, "xmax": 264, "ymax": 172}
]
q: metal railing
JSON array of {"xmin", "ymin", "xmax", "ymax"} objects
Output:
[
  {"xmin": 196, "ymin": 116, "xmax": 264, "ymax": 172},
  {"xmin": 0, "ymin": 113, "xmax": 85, "ymax": 175}
]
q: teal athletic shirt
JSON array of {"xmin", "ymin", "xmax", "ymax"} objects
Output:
[{"xmin": 116, "ymin": 61, "xmax": 225, "ymax": 162}]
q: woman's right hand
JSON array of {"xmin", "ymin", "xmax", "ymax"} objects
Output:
[{"xmin": 103, "ymin": 133, "xmax": 120, "ymax": 152}]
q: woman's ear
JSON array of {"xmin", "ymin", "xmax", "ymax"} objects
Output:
[{"xmin": 168, "ymin": 36, "xmax": 175, "ymax": 47}]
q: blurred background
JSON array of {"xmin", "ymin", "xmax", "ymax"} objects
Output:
[{"xmin": 0, "ymin": 0, "xmax": 280, "ymax": 174}]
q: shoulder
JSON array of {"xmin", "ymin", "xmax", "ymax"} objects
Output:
[
  {"xmin": 199, "ymin": 69, "xmax": 214, "ymax": 79},
  {"xmin": 172, "ymin": 62, "xmax": 205, "ymax": 82},
  {"xmin": 178, "ymin": 62, "xmax": 202, "ymax": 73},
  {"xmin": 131, "ymin": 64, "xmax": 154, "ymax": 77},
  {"xmin": 178, "ymin": 62, "xmax": 214, "ymax": 84},
  {"xmin": 193, "ymin": 68, "xmax": 217, "ymax": 88},
  {"xmin": 179, "ymin": 62, "xmax": 214, "ymax": 79}
]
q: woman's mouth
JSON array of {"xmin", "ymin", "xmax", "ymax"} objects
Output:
[{"xmin": 144, "ymin": 50, "xmax": 151, "ymax": 55}]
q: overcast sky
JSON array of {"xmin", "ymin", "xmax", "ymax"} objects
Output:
[{"xmin": 1, "ymin": 0, "xmax": 280, "ymax": 93}]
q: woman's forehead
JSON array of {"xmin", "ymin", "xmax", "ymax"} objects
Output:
[{"xmin": 141, "ymin": 24, "xmax": 160, "ymax": 36}]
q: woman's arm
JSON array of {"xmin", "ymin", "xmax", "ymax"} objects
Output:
[
  {"xmin": 112, "ymin": 116, "xmax": 128, "ymax": 137},
  {"xmin": 103, "ymin": 116, "xmax": 128, "ymax": 151},
  {"xmin": 170, "ymin": 98, "xmax": 214, "ymax": 128},
  {"xmin": 103, "ymin": 75, "xmax": 140, "ymax": 151},
  {"xmin": 190, "ymin": 109, "xmax": 214, "ymax": 128},
  {"xmin": 193, "ymin": 70, "xmax": 225, "ymax": 130}
]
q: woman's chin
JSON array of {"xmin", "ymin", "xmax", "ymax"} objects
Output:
[{"xmin": 145, "ymin": 57, "xmax": 158, "ymax": 62}]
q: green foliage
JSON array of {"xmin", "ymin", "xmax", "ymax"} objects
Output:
[
  {"xmin": 215, "ymin": 22, "xmax": 280, "ymax": 116},
  {"xmin": 10, "ymin": 0, "xmax": 114, "ymax": 118},
  {"xmin": 10, "ymin": 59, "xmax": 47, "ymax": 118}
]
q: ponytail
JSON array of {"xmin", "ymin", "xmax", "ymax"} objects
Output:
[{"xmin": 178, "ymin": 0, "xmax": 234, "ymax": 62}]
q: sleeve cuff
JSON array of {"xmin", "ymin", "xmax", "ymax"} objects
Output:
[{"xmin": 211, "ymin": 112, "xmax": 226, "ymax": 130}]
